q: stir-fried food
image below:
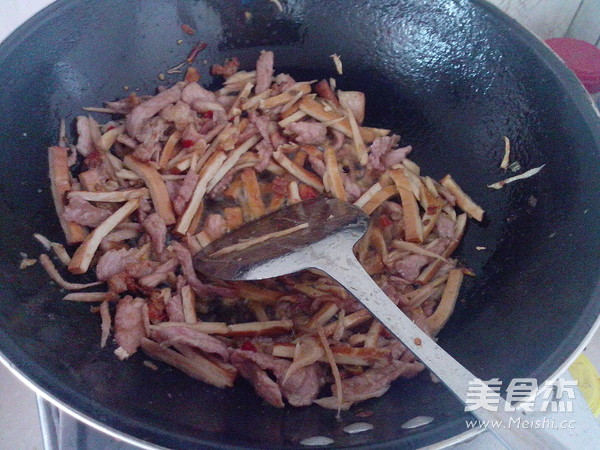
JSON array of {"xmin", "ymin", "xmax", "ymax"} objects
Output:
[{"xmin": 42, "ymin": 52, "xmax": 483, "ymax": 410}]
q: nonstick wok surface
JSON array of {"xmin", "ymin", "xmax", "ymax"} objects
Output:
[{"xmin": 0, "ymin": 0, "xmax": 599, "ymax": 448}]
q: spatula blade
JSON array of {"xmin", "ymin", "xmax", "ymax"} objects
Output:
[{"xmin": 193, "ymin": 197, "xmax": 369, "ymax": 281}]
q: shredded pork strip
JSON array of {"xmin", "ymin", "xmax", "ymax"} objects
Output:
[{"xmin": 41, "ymin": 51, "xmax": 484, "ymax": 412}]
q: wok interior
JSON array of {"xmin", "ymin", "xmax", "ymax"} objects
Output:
[{"xmin": 0, "ymin": 0, "xmax": 598, "ymax": 448}]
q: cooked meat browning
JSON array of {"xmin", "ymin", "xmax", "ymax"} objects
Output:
[{"xmin": 44, "ymin": 51, "xmax": 484, "ymax": 411}]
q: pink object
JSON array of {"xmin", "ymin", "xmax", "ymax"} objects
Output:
[{"xmin": 546, "ymin": 37, "xmax": 600, "ymax": 94}]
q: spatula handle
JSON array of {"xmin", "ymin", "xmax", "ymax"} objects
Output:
[{"xmin": 319, "ymin": 252, "xmax": 566, "ymax": 450}]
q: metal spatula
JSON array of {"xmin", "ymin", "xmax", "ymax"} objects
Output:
[{"xmin": 194, "ymin": 197, "xmax": 563, "ymax": 449}]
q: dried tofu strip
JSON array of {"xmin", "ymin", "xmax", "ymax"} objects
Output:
[
  {"xmin": 51, "ymin": 242, "xmax": 71, "ymax": 265},
  {"xmin": 233, "ymin": 282, "xmax": 284, "ymax": 304},
  {"xmin": 354, "ymin": 182, "xmax": 382, "ymax": 208},
  {"xmin": 278, "ymin": 110, "xmax": 306, "ymax": 128},
  {"xmin": 224, "ymin": 70, "xmax": 256, "ymax": 85},
  {"xmin": 260, "ymin": 83, "xmax": 312, "ymax": 109},
  {"xmin": 363, "ymin": 127, "xmax": 390, "ymax": 138},
  {"xmin": 500, "ymin": 136, "xmax": 511, "ymax": 170},
  {"xmin": 440, "ymin": 205, "xmax": 456, "ymax": 223},
  {"xmin": 140, "ymin": 338, "xmax": 235, "ymax": 388},
  {"xmin": 99, "ymin": 125, "xmax": 125, "ymax": 152},
  {"xmin": 323, "ymin": 309, "xmax": 371, "ymax": 336},
  {"xmin": 82, "ymin": 107, "xmax": 118, "ymax": 114},
  {"xmin": 298, "ymin": 97, "xmax": 378, "ymax": 144},
  {"xmin": 299, "ymin": 144, "xmax": 323, "ymax": 160},
  {"xmin": 273, "ymin": 343, "xmax": 390, "ymax": 366},
  {"xmin": 293, "ymin": 284, "xmax": 330, "ymax": 299},
  {"xmin": 390, "ymin": 240, "xmax": 447, "ymax": 261},
  {"xmin": 100, "ymin": 300, "xmax": 111, "ymax": 348},
  {"xmin": 363, "ymin": 256, "xmax": 385, "ymax": 275},
  {"xmin": 68, "ymin": 199, "xmax": 140, "ymax": 274},
  {"xmin": 427, "ymin": 269, "xmax": 463, "ymax": 336},
  {"xmin": 323, "ymin": 145, "xmax": 347, "ymax": 201},
  {"xmin": 281, "ymin": 90, "xmax": 305, "ymax": 113},
  {"xmin": 268, "ymin": 191, "xmax": 287, "ymax": 212},
  {"xmin": 487, "ymin": 165, "xmax": 545, "ymax": 190},
  {"xmin": 390, "ymin": 168, "xmax": 423, "ymax": 243},
  {"xmin": 226, "ymin": 320, "xmax": 294, "ymax": 337},
  {"xmin": 115, "ymin": 169, "xmax": 141, "ymax": 181},
  {"xmin": 48, "ymin": 146, "xmax": 87, "ymax": 244},
  {"xmin": 235, "ymin": 153, "xmax": 285, "ymax": 176},
  {"xmin": 440, "ymin": 174, "xmax": 484, "ymax": 221},
  {"xmin": 348, "ymin": 334, "xmax": 367, "ymax": 346},
  {"xmin": 343, "ymin": 105, "xmax": 368, "ymax": 165},
  {"xmin": 193, "ymin": 124, "xmax": 231, "ymax": 170},
  {"xmin": 219, "ymin": 120, "xmax": 242, "ymax": 152},
  {"xmin": 175, "ymin": 151, "xmax": 227, "ymax": 235},
  {"xmin": 229, "ymin": 82, "xmax": 254, "ymax": 117},
  {"xmin": 306, "ymin": 303, "xmax": 339, "ymax": 329},
  {"xmin": 411, "ymin": 285, "xmax": 443, "ymax": 308},
  {"xmin": 281, "ymin": 338, "xmax": 324, "ymax": 385},
  {"xmin": 239, "ymin": 168, "xmax": 266, "ymax": 221},
  {"xmin": 402, "ymin": 158, "xmax": 420, "ymax": 175},
  {"xmin": 33, "ymin": 232, "xmax": 52, "ymax": 251},
  {"xmin": 248, "ymin": 301, "xmax": 269, "ymax": 321},
  {"xmin": 419, "ymin": 183, "xmax": 444, "ymax": 239},
  {"xmin": 355, "ymin": 224, "xmax": 373, "ymax": 263},
  {"xmin": 106, "ymin": 153, "xmax": 124, "ymax": 172},
  {"xmin": 361, "ymin": 185, "xmax": 397, "ymax": 215},
  {"xmin": 206, "ymin": 135, "xmax": 261, "ymax": 192},
  {"xmin": 150, "ymin": 321, "xmax": 229, "ymax": 335},
  {"xmin": 403, "ymin": 168, "xmax": 423, "ymax": 200},
  {"xmin": 273, "ymin": 149, "xmax": 324, "ymax": 192},
  {"xmin": 416, "ymin": 213, "xmax": 467, "ymax": 285},
  {"xmin": 241, "ymin": 88, "xmax": 272, "ymax": 111},
  {"xmin": 314, "ymin": 281, "xmax": 348, "ymax": 299},
  {"xmin": 39, "ymin": 254, "xmax": 103, "ymax": 290},
  {"xmin": 67, "ymin": 188, "xmax": 149, "ymax": 202},
  {"xmin": 124, "ymin": 156, "xmax": 176, "ymax": 224},
  {"xmin": 181, "ymin": 285, "xmax": 197, "ymax": 324},
  {"xmin": 331, "ymin": 309, "xmax": 346, "ymax": 341},
  {"xmin": 405, "ymin": 274, "xmax": 449, "ymax": 299},
  {"xmin": 370, "ymin": 227, "xmax": 388, "ymax": 264},
  {"xmin": 288, "ymin": 181, "xmax": 301, "ymax": 204},
  {"xmin": 211, "ymin": 223, "xmax": 308, "ymax": 257},
  {"xmin": 187, "ymin": 201, "xmax": 205, "ymax": 237},
  {"xmin": 63, "ymin": 292, "xmax": 112, "ymax": 302},
  {"xmin": 364, "ymin": 321, "xmax": 383, "ymax": 348},
  {"xmin": 317, "ymin": 326, "xmax": 343, "ymax": 414},
  {"xmin": 224, "ymin": 207, "xmax": 244, "ymax": 230},
  {"xmin": 159, "ymin": 130, "xmax": 181, "ymax": 168},
  {"xmin": 182, "ymin": 342, "xmax": 237, "ymax": 378},
  {"xmin": 219, "ymin": 83, "xmax": 246, "ymax": 95},
  {"xmin": 330, "ymin": 54, "xmax": 343, "ymax": 74}
]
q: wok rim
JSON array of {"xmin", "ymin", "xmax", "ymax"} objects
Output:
[{"xmin": 0, "ymin": 0, "xmax": 599, "ymax": 448}]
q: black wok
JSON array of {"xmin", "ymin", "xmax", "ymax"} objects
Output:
[{"xmin": 0, "ymin": 0, "xmax": 599, "ymax": 448}]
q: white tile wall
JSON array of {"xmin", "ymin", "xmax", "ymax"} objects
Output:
[
  {"xmin": 0, "ymin": 363, "xmax": 43, "ymax": 449},
  {"xmin": 487, "ymin": 0, "xmax": 584, "ymax": 39},
  {"xmin": 567, "ymin": 0, "xmax": 600, "ymax": 46},
  {"xmin": 487, "ymin": 0, "xmax": 600, "ymax": 47}
]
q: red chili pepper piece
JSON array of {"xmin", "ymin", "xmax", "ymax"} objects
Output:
[
  {"xmin": 241, "ymin": 341, "xmax": 257, "ymax": 352},
  {"xmin": 299, "ymin": 184, "xmax": 318, "ymax": 200},
  {"xmin": 379, "ymin": 215, "xmax": 393, "ymax": 228},
  {"xmin": 202, "ymin": 110, "xmax": 213, "ymax": 119}
]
